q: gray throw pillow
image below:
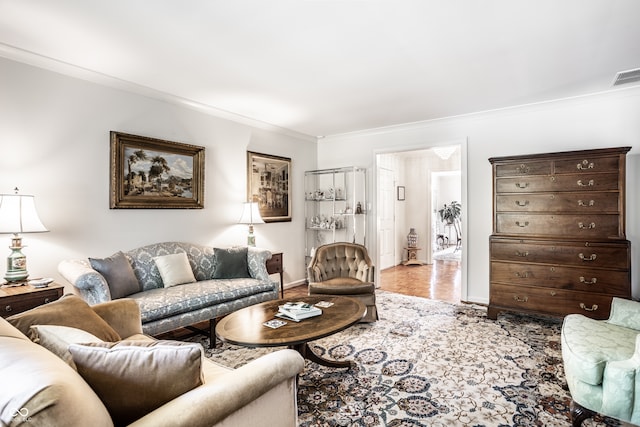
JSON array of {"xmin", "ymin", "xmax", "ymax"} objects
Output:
[
  {"xmin": 212, "ymin": 247, "xmax": 250, "ymax": 279},
  {"xmin": 68, "ymin": 340, "xmax": 204, "ymax": 426},
  {"xmin": 90, "ymin": 251, "xmax": 141, "ymax": 299}
]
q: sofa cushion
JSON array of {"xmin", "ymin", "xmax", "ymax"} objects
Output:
[
  {"xmin": 30, "ymin": 324, "xmax": 103, "ymax": 367},
  {"xmin": 130, "ymin": 278, "xmax": 270, "ymax": 323},
  {"xmin": 90, "ymin": 251, "xmax": 141, "ymax": 299},
  {"xmin": 561, "ymin": 313, "xmax": 637, "ymax": 385},
  {"xmin": 308, "ymin": 279, "xmax": 375, "ymax": 295},
  {"xmin": 154, "ymin": 252, "xmax": 196, "ymax": 287},
  {"xmin": 212, "ymin": 247, "xmax": 250, "ymax": 279},
  {"xmin": 68, "ymin": 340, "xmax": 204, "ymax": 426},
  {"xmin": 0, "ymin": 317, "xmax": 113, "ymax": 427},
  {"xmin": 7, "ymin": 294, "xmax": 121, "ymax": 342}
]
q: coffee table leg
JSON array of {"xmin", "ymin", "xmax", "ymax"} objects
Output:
[{"xmin": 292, "ymin": 343, "xmax": 355, "ymax": 369}]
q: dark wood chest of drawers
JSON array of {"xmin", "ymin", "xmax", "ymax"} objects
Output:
[{"xmin": 488, "ymin": 147, "xmax": 631, "ymax": 320}]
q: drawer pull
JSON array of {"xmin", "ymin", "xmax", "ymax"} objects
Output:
[
  {"xmin": 577, "ymin": 160, "xmax": 594, "ymax": 170},
  {"xmin": 578, "ymin": 199, "xmax": 595, "ymax": 207},
  {"xmin": 515, "ymin": 221, "xmax": 529, "ymax": 228},
  {"xmin": 4, "ymin": 305, "xmax": 12, "ymax": 313},
  {"xmin": 577, "ymin": 179, "xmax": 594, "ymax": 187},
  {"xmin": 579, "ymin": 277, "xmax": 597, "ymax": 285},
  {"xmin": 516, "ymin": 164, "xmax": 530, "ymax": 174},
  {"xmin": 550, "ymin": 291, "xmax": 557, "ymax": 296},
  {"xmin": 579, "ymin": 303, "xmax": 598, "ymax": 312},
  {"xmin": 515, "ymin": 271, "xmax": 530, "ymax": 278},
  {"xmin": 513, "ymin": 296, "xmax": 528, "ymax": 303},
  {"xmin": 515, "ymin": 251, "xmax": 529, "ymax": 257},
  {"xmin": 578, "ymin": 222, "xmax": 596, "ymax": 229},
  {"xmin": 44, "ymin": 298, "xmax": 52, "ymax": 304},
  {"xmin": 515, "ymin": 182, "xmax": 529, "ymax": 189},
  {"xmin": 515, "ymin": 200, "xmax": 529, "ymax": 207},
  {"xmin": 578, "ymin": 253, "xmax": 597, "ymax": 261}
]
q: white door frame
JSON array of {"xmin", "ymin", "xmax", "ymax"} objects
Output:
[{"xmin": 372, "ymin": 138, "xmax": 468, "ymax": 301}]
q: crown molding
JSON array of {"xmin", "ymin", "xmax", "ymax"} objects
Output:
[{"xmin": 0, "ymin": 43, "xmax": 317, "ymax": 143}]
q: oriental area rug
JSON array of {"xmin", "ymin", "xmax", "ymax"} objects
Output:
[{"xmin": 188, "ymin": 291, "xmax": 621, "ymax": 427}]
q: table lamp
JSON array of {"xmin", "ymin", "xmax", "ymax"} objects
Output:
[
  {"xmin": 238, "ymin": 202, "xmax": 264, "ymax": 246},
  {"xmin": 0, "ymin": 188, "xmax": 48, "ymax": 282}
]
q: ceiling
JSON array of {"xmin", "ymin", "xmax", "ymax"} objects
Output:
[{"xmin": 1, "ymin": 0, "xmax": 639, "ymax": 138}]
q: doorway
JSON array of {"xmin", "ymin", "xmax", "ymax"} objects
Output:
[
  {"xmin": 432, "ymin": 171, "xmax": 462, "ymax": 262},
  {"xmin": 375, "ymin": 141, "xmax": 466, "ymax": 303}
]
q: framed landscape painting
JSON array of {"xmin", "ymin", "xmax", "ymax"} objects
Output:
[
  {"xmin": 110, "ymin": 131, "xmax": 205, "ymax": 209},
  {"xmin": 247, "ymin": 151, "xmax": 291, "ymax": 222}
]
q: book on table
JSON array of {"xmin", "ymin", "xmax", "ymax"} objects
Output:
[{"xmin": 276, "ymin": 301, "xmax": 322, "ymax": 322}]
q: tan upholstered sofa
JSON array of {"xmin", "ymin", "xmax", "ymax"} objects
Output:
[
  {"xmin": 307, "ymin": 242, "xmax": 378, "ymax": 322},
  {"xmin": 0, "ymin": 295, "xmax": 304, "ymax": 427}
]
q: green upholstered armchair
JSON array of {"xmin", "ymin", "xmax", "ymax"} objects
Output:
[
  {"xmin": 307, "ymin": 242, "xmax": 378, "ymax": 322},
  {"xmin": 561, "ymin": 297, "xmax": 640, "ymax": 426}
]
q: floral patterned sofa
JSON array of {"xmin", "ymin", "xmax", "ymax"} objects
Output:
[{"xmin": 58, "ymin": 242, "xmax": 278, "ymax": 344}]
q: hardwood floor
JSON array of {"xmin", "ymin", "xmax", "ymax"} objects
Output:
[
  {"xmin": 286, "ymin": 259, "xmax": 461, "ymax": 304},
  {"xmin": 379, "ymin": 259, "xmax": 461, "ymax": 303}
]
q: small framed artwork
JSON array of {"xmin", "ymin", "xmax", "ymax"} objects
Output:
[
  {"xmin": 247, "ymin": 151, "xmax": 291, "ymax": 222},
  {"xmin": 397, "ymin": 186, "xmax": 405, "ymax": 201},
  {"xmin": 110, "ymin": 131, "xmax": 205, "ymax": 209}
]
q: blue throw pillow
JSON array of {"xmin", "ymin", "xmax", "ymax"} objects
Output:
[{"xmin": 212, "ymin": 247, "xmax": 250, "ymax": 279}]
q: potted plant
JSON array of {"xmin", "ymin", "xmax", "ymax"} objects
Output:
[
  {"xmin": 438, "ymin": 201, "xmax": 462, "ymax": 250},
  {"xmin": 438, "ymin": 201, "xmax": 461, "ymax": 225}
]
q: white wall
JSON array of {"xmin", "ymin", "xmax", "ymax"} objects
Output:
[
  {"xmin": 318, "ymin": 87, "xmax": 640, "ymax": 303},
  {"xmin": 0, "ymin": 58, "xmax": 316, "ymax": 289}
]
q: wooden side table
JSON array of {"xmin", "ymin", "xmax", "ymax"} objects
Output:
[
  {"xmin": 0, "ymin": 282, "xmax": 64, "ymax": 318},
  {"xmin": 403, "ymin": 247, "xmax": 424, "ymax": 266},
  {"xmin": 266, "ymin": 252, "xmax": 284, "ymax": 298}
]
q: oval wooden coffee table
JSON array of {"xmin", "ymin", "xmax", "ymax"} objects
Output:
[{"xmin": 216, "ymin": 296, "xmax": 365, "ymax": 368}]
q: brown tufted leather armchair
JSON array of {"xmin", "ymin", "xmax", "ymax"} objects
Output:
[{"xmin": 306, "ymin": 242, "xmax": 378, "ymax": 322}]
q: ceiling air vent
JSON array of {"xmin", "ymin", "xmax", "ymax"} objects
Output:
[{"xmin": 613, "ymin": 68, "xmax": 640, "ymax": 86}]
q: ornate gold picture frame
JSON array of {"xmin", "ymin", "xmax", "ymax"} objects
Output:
[{"xmin": 110, "ymin": 131, "xmax": 205, "ymax": 209}]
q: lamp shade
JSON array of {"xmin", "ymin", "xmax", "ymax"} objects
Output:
[
  {"xmin": 238, "ymin": 202, "xmax": 265, "ymax": 225},
  {"xmin": 0, "ymin": 193, "xmax": 48, "ymax": 234}
]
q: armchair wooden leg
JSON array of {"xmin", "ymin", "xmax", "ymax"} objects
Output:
[{"xmin": 570, "ymin": 400, "xmax": 595, "ymax": 427}]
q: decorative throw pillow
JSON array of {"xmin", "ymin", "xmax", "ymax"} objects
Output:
[
  {"xmin": 153, "ymin": 252, "xmax": 196, "ymax": 287},
  {"xmin": 7, "ymin": 294, "xmax": 121, "ymax": 342},
  {"xmin": 30, "ymin": 324, "xmax": 103, "ymax": 367},
  {"xmin": 212, "ymin": 247, "xmax": 250, "ymax": 279},
  {"xmin": 68, "ymin": 340, "xmax": 204, "ymax": 426},
  {"xmin": 89, "ymin": 251, "xmax": 141, "ymax": 299}
]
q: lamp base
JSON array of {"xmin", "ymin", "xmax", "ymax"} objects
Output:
[
  {"xmin": 5, "ymin": 242, "xmax": 29, "ymax": 282},
  {"xmin": 247, "ymin": 224, "xmax": 256, "ymax": 247}
]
